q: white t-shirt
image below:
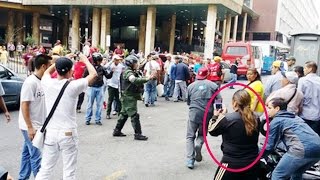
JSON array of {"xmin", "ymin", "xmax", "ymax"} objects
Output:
[
  {"xmin": 144, "ymin": 60, "xmax": 160, "ymax": 78},
  {"xmin": 0, "ymin": 82, "xmax": 5, "ymax": 96},
  {"xmin": 41, "ymin": 74, "xmax": 88, "ymax": 130},
  {"xmin": 106, "ymin": 63, "xmax": 125, "ymax": 89},
  {"xmin": 18, "ymin": 75, "xmax": 46, "ymax": 130}
]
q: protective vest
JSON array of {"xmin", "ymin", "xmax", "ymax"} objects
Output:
[
  {"xmin": 207, "ymin": 62, "xmax": 222, "ymax": 81},
  {"xmin": 120, "ymin": 68, "xmax": 144, "ymax": 94}
]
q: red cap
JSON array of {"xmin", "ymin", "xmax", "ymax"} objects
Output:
[{"xmin": 196, "ymin": 67, "xmax": 208, "ymax": 80}]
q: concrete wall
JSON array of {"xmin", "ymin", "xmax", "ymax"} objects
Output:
[{"xmin": 249, "ymin": 0, "xmax": 278, "ymax": 34}]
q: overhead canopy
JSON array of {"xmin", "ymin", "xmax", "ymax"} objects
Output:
[{"xmin": 250, "ymin": 41, "xmax": 290, "ymax": 49}]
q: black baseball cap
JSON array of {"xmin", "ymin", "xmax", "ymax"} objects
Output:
[{"xmin": 55, "ymin": 57, "xmax": 73, "ymax": 75}]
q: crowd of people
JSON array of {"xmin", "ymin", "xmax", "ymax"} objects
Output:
[{"xmin": 0, "ymin": 38, "xmax": 320, "ymax": 180}]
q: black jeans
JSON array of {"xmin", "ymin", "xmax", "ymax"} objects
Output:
[
  {"xmin": 76, "ymin": 92, "xmax": 85, "ymax": 110},
  {"xmin": 107, "ymin": 86, "xmax": 121, "ymax": 115}
]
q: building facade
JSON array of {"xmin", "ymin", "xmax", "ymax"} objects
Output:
[
  {"xmin": 1, "ymin": 0, "xmax": 263, "ymax": 58},
  {"xmin": 247, "ymin": 0, "xmax": 320, "ymax": 44}
]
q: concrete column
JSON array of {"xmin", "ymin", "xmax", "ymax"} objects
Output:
[
  {"xmin": 105, "ymin": 8, "xmax": 111, "ymax": 52},
  {"xmin": 16, "ymin": 12, "xmax": 24, "ymax": 43},
  {"xmin": 225, "ymin": 14, "xmax": 232, "ymax": 43},
  {"xmin": 71, "ymin": 7, "xmax": 80, "ymax": 51},
  {"xmin": 6, "ymin": 11, "xmax": 14, "ymax": 43},
  {"xmin": 62, "ymin": 14, "xmax": 69, "ymax": 47},
  {"xmin": 145, "ymin": 6, "xmax": 156, "ymax": 56},
  {"xmin": 221, "ymin": 19, "xmax": 227, "ymax": 47},
  {"xmin": 32, "ymin": 12, "xmax": 40, "ymax": 45},
  {"xmin": 181, "ymin": 25, "xmax": 188, "ymax": 42},
  {"xmin": 188, "ymin": 20, "xmax": 193, "ymax": 45},
  {"xmin": 232, "ymin": 15, "xmax": 238, "ymax": 41},
  {"xmin": 216, "ymin": 20, "xmax": 220, "ymax": 32},
  {"xmin": 139, "ymin": 14, "xmax": 146, "ymax": 53},
  {"xmin": 204, "ymin": 5, "xmax": 217, "ymax": 59},
  {"xmin": 242, "ymin": 13, "xmax": 248, "ymax": 41},
  {"xmin": 100, "ymin": 8, "xmax": 107, "ymax": 50},
  {"xmin": 100, "ymin": 8, "xmax": 111, "ymax": 51},
  {"xmin": 92, "ymin": 8, "xmax": 101, "ymax": 48},
  {"xmin": 169, "ymin": 14, "xmax": 176, "ymax": 54}
]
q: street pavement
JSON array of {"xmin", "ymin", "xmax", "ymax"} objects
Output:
[{"xmin": 0, "ymin": 77, "xmax": 269, "ymax": 180}]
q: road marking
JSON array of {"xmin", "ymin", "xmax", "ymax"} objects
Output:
[{"xmin": 105, "ymin": 170, "xmax": 127, "ymax": 180}]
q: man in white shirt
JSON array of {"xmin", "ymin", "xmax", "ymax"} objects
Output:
[
  {"xmin": 105, "ymin": 55, "xmax": 124, "ymax": 119},
  {"xmin": 35, "ymin": 54, "xmax": 97, "ymax": 180},
  {"xmin": 143, "ymin": 55, "xmax": 160, "ymax": 107},
  {"xmin": 18, "ymin": 54, "xmax": 52, "ymax": 179},
  {"xmin": 0, "ymin": 82, "xmax": 10, "ymax": 122},
  {"xmin": 163, "ymin": 54, "xmax": 174, "ymax": 101}
]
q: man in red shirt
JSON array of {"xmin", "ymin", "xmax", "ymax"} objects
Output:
[
  {"xmin": 206, "ymin": 56, "xmax": 224, "ymax": 88},
  {"xmin": 114, "ymin": 45, "xmax": 124, "ymax": 58},
  {"xmin": 74, "ymin": 59, "xmax": 87, "ymax": 113}
]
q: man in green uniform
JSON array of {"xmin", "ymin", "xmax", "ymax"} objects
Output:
[{"xmin": 113, "ymin": 55, "xmax": 156, "ymax": 140}]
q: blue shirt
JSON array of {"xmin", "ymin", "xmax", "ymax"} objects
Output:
[
  {"xmin": 298, "ymin": 73, "xmax": 320, "ymax": 121},
  {"xmin": 194, "ymin": 63, "xmax": 202, "ymax": 74}
]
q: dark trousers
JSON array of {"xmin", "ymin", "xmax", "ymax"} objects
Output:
[
  {"xmin": 214, "ymin": 162, "xmax": 259, "ymax": 180},
  {"xmin": 115, "ymin": 95, "xmax": 142, "ymax": 134},
  {"xmin": 76, "ymin": 92, "xmax": 85, "ymax": 110},
  {"xmin": 107, "ymin": 86, "xmax": 121, "ymax": 115},
  {"xmin": 9, "ymin": 50, "xmax": 14, "ymax": 58},
  {"xmin": 304, "ymin": 119, "xmax": 320, "ymax": 136}
]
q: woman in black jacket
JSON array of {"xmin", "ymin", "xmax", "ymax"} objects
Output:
[{"xmin": 209, "ymin": 90, "xmax": 260, "ymax": 180}]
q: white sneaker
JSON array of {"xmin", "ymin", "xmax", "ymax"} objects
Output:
[{"xmin": 112, "ymin": 111, "xmax": 117, "ymax": 115}]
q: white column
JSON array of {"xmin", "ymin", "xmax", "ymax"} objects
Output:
[
  {"xmin": 139, "ymin": 14, "xmax": 146, "ymax": 52},
  {"xmin": 71, "ymin": 7, "xmax": 80, "ymax": 51},
  {"xmin": 242, "ymin": 13, "xmax": 248, "ymax": 41},
  {"xmin": 32, "ymin": 12, "xmax": 40, "ymax": 45},
  {"xmin": 204, "ymin": 5, "xmax": 217, "ymax": 59},
  {"xmin": 221, "ymin": 19, "xmax": 227, "ymax": 47},
  {"xmin": 92, "ymin": 8, "xmax": 101, "ymax": 47},
  {"xmin": 145, "ymin": 6, "xmax": 156, "ymax": 56},
  {"xmin": 169, "ymin": 14, "xmax": 176, "ymax": 54},
  {"xmin": 232, "ymin": 15, "xmax": 238, "ymax": 41},
  {"xmin": 225, "ymin": 14, "xmax": 232, "ymax": 43}
]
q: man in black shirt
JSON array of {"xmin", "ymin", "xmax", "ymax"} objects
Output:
[{"xmin": 84, "ymin": 53, "xmax": 113, "ymax": 125}]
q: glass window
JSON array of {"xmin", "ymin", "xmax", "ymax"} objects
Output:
[{"xmin": 226, "ymin": 46, "xmax": 248, "ymax": 55}]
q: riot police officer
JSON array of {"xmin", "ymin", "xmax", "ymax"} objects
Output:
[{"xmin": 113, "ymin": 55, "xmax": 156, "ymax": 140}]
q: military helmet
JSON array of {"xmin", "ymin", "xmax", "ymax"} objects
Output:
[
  {"xmin": 92, "ymin": 53, "xmax": 103, "ymax": 64},
  {"xmin": 125, "ymin": 55, "xmax": 139, "ymax": 68}
]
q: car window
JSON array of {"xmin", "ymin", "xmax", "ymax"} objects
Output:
[
  {"xmin": 0, "ymin": 66, "xmax": 7, "ymax": 79},
  {"xmin": 226, "ymin": 46, "xmax": 248, "ymax": 55}
]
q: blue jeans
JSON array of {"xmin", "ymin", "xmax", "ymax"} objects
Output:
[
  {"xmin": 144, "ymin": 80, "xmax": 157, "ymax": 105},
  {"xmin": 19, "ymin": 130, "xmax": 42, "ymax": 180},
  {"xmin": 228, "ymin": 73, "xmax": 237, "ymax": 87},
  {"xmin": 272, "ymin": 153, "xmax": 319, "ymax": 180},
  {"xmin": 85, "ymin": 86, "xmax": 104, "ymax": 122},
  {"xmin": 163, "ymin": 74, "xmax": 170, "ymax": 96}
]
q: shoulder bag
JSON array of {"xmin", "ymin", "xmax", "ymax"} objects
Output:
[{"xmin": 32, "ymin": 80, "xmax": 70, "ymax": 150}]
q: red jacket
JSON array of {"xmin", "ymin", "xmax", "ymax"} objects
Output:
[{"xmin": 74, "ymin": 61, "xmax": 86, "ymax": 79}]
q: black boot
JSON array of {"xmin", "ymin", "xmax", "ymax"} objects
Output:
[
  {"xmin": 113, "ymin": 129, "xmax": 126, "ymax": 137},
  {"xmin": 134, "ymin": 134, "xmax": 148, "ymax": 141}
]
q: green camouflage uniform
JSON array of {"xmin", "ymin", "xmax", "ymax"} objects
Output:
[{"xmin": 114, "ymin": 67, "xmax": 149, "ymax": 135}]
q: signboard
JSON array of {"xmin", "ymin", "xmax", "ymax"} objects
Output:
[
  {"xmin": 0, "ymin": 0, "xmax": 22, "ymax": 3},
  {"xmin": 106, "ymin": 35, "xmax": 110, "ymax": 47}
]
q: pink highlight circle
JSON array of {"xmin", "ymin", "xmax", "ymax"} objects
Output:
[{"xmin": 202, "ymin": 82, "xmax": 270, "ymax": 173}]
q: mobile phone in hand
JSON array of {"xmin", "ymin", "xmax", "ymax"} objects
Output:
[{"xmin": 214, "ymin": 99, "xmax": 222, "ymax": 110}]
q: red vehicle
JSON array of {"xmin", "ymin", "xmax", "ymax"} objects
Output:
[{"xmin": 221, "ymin": 42, "xmax": 263, "ymax": 76}]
